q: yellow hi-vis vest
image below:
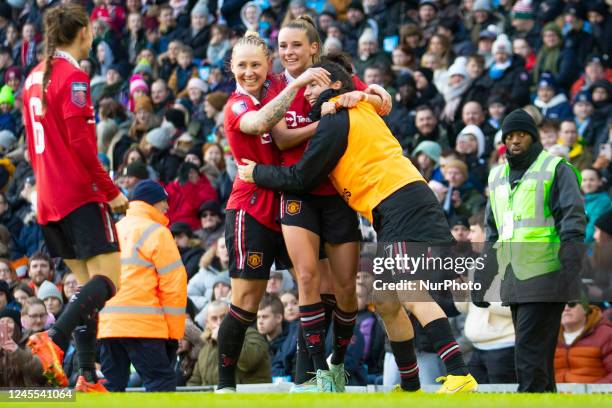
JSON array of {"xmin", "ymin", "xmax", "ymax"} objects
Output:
[
  {"xmin": 488, "ymin": 150, "xmax": 580, "ymax": 280},
  {"xmin": 328, "ymin": 97, "xmax": 425, "ymax": 222}
]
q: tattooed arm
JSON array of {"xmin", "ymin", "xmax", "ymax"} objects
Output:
[{"xmin": 238, "ymin": 67, "xmax": 330, "ymax": 136}]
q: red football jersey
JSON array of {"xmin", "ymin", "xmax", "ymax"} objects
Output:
[
  {"xmin": 224, "ymin": 76, "xmax": 284, "ymax": 232},
  {"xmin": 278, "ymin": 72, "xmax": 368, "ymax": 195},
  {"xmin": 23, "ymin": 55, "xmax": 119, "ymax": 224}
]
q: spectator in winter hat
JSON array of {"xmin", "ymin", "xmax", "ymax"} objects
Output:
[
  {"xmin": 121, "ymin": 160, "xmax": 150, "ymax": 195},
  {"xmin": 534, "ymin": 72, "xmax": 573, "ymax": 121},
  {"xmin": 510, "ymin": 0, "xmax": 538, "ymax": 48},
  {"xmin": 144, "ymin": 122, "xmax": 174, "ymax": 152},
  {"xmin": 413, "ymin": 67, "xmax": 443, "ymax": 110},
  {"xmin": 441, "ymin": 59, "xmax": 470, "ymax": 123},
  {"xmin": 37, "ymin": 280, "xmax": 63, "ymax": 318},
  {"xmin": 572, "ymin": 90, "xmax": 601, "ymax": 143},
  {"xmin": 0, "ymin": 85, "xmax": 14, "ymax": 135},
  {"xmin": 3, "ymin": 66, "xmax": 21, "ymax": 92},
  {"xmin": 534, "ymin": 22, "xmax": 580, "ymax": 91},
  {"xmin": 411, "ymin": 140, "xmax": 442, "ymax": 182},
  {"xmin": 418, "ymin": 0, "xmax": 439, "ymax": 41},
  {"xmin": 354, "ymin": 29, "xmax": 391, "ymax": 78},
  {"xmin": 468, "ymin": 0, "xmax": 501, "ymax": 45},
  {"xmin": 487, "ymin": 92, "xmax": 508, "ymax": 130},
  {"xmin": 485, "ymin": 33, "xmax": 530, "ymax": 108},
  {"xmin": 186, "ymin": 77, "xmax": 207, "ymax": 121},
  {"xmin": 129, "ymin": 75, "xmax": 149, "ymax": 112}
]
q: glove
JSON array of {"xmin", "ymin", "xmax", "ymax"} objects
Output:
[
  {"xmin": 165, "ymin": 339, "xmax": 179, "ymax": 359},
  {"xmin": 472, "ymin": 301, "xmax": 491, "ymax": 308}
]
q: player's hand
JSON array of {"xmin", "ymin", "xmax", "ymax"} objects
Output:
[
  {"xmin": 109, "ymin": 192, "xmax": 129, "ymax": 214},
  {"xmin": 293, "ymin": 67, "xmax": 330, "ymax": 89},
  {"xmin": 321, "ymin": 101, "xmax": 337, "ymax": 116},
  {"xmin": 336, "ymin": 91, "xmax": 366, "ymax": 108},
  {"xmin": 238, "ymin": 159, "xmax": 257, "ymax": 183},
  {"xmin": 366, "ymin": 84, "xmax": 392, "ymax": 116}
]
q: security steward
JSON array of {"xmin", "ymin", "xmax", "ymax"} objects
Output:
[
  {"xmin": 98, "ymin": 180, "xmax": 187, "ymax": 391},
  {"xmin": 484, "ymin": 109, "xmax": 586, "ymax": 392}
]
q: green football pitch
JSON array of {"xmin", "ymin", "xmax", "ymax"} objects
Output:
[{"xmin": 6, "ymin": 392, "xmax": 612, "ymax": 408}]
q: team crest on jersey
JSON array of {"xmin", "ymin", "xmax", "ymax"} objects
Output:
[
  {"xmin": 286, "ymin": 200, "xmax": 301, "ymax": 215},
  {"xmin": 247, "ymin": 251, "xmax": 263, "ymax": 269},
  {"xmin": 232, "ymin": 100, "xmax": 248, "ymax": 115},
  {"xmin": 71, "ymin": 82, "xmax": 88, "ymax": 108}
]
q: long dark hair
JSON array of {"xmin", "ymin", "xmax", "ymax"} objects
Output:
[
  {"xmin": 42, "ymin": 4, "xmax": 90, "ymax": 110},
  {"xmin": 312, "ymin": 53, "xmax": 355, "ymax": 94}
]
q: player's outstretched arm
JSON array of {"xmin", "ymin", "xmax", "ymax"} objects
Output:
[
  {"xmin": 238, "ymin": 67, "xmax": 330, "ymax": 135},
  {"xmin": 239, "ymin": 111, "xmax": 350, "ymax": 193}
]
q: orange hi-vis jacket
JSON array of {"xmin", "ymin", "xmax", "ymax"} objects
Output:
[
  {"xmin": 98, "ymin": 201, "xmax": 187, "ymax": 340},
  {"xmin": 328, "ymin": 98, "xmax": 425, "ymax": 223}
]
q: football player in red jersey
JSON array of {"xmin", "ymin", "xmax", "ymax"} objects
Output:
[
  {"xmin": 216, "ymin": 31, "xmax": 330, "ymax": 393},
  {"xmin": 22, "ymin": 4, "xmax": 128, "ymax": 391},
  {"xmin": 270, "ymin": 16, "xmax": 391, "ymax": 392}
]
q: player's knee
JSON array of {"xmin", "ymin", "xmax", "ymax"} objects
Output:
[
  {"xmin": 374, "ymin": 300, "xmax": 401, "ymax": 318},
  {"xmin": 295, "ymin": 262, "xmax": 320, "ymax": 292}
]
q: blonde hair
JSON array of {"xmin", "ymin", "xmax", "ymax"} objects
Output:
[{"xmin": 232, "ymin": 30, "xmax": 271, "ymax": 60}]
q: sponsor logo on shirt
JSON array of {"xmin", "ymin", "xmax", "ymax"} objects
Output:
[
  {"xmin": 247, "ymin": 251, "xmax": 263, "ymax": 269},
  {"xmin": 285, "ymin": 111, "xmax": 312, "ymax": 128},
  {"xmin": 71, "ymin": 82, "xmax": 88, "ymax": 108}
]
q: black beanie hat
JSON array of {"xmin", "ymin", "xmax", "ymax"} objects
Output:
[{"xmin": 501, "ymin": 108, "xmax": 538, "ymax": 144}]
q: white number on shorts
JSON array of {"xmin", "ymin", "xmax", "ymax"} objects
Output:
[{"xmin": 29, "ymin": 97, "xmax": 45, "ymax": 154}]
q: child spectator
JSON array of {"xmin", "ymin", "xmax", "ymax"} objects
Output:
[
  {"xmin": 539, "ymin": 120, "xmax": 560, "ymax": 151},
  {"xmin": 581, "ymin": 168, "xmax": 612, "ymax": 243},
  {"xmin": 573, "ymin": 90, "xmax": 606, "ymax": 147},
  {"xmin": 204, "ymin": 24, "xmax": 231, "ymax": 69},
  {"xmin": 0, "ymin": 85, "xmax": 15, "ymax": 134},
  {"xmin": 534, "ymin": 72, "xmax": 573, "ymax": 121},
  {"xmin": 411, "ymin": 140, "xmax": 442, "ymax": 182},
  {"xmin": 257, "ymin": 294, "xmax": 290, "ymax": 380},
  {"xmin": 453, "ymin": 212, "xmax": 516, "ymax": 384},
  {"xmin": 188, "ymin": 235, "xmax": 229, "ymax": 313},
  {"xmin": 168, "ymin": 46, "xmax": 199, "ymax": 98}
]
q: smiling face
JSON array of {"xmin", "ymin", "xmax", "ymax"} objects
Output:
[
  {"xmin": 278, "ymin": 27, "xmax": 318, "ymax": 77},
  {"xmin": 304, "ymin": 80, "xmax": 338, "ymax": 106},
  {"xmin": 581, "ymin": 169, "xmax": 602, "ymax": 194},
  {"xmin": 231, "ymin": 44, "xmax": 269, "ymax": 99}
]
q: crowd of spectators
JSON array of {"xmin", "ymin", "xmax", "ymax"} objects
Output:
[{"xmin": 1, "ymin": 0, "xmax": 612, "ymax": 388}]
